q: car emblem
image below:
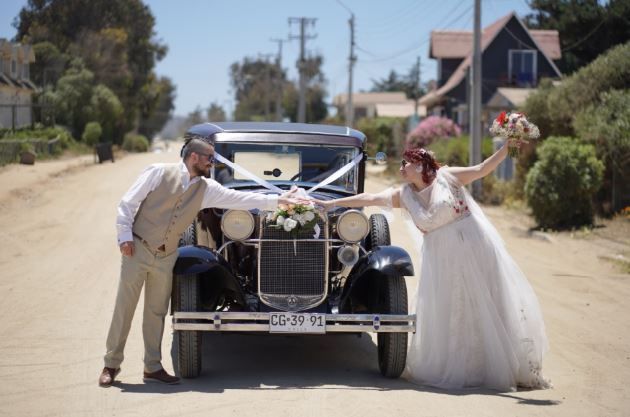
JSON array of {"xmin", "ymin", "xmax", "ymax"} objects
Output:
[{"xmin": 287, "ymin": 295, "xmax": 298, "ymax": 307}]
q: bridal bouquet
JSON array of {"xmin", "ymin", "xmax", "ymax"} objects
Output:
[
  {"xmin": 268, "ymin": 202, "xmax": 320, "ymax": 236},
  {"xmin": 489, "ymin": 111, "xmax": 540, "ymax": 158}
]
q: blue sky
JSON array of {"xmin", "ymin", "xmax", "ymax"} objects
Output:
[{"xmin": 1, "ymin": 0, "xmax": 532, "ymax": 117}]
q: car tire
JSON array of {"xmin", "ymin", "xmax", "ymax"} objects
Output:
[
  {"xmin": 365, "ymin": 214, "xmax": 391, "ymax": 250},
  {"xmin": 174, "ymin": 222, "xmax": 202, "ymax": 378},
  {"xmin": 376, "ymin": 275, "xmax": 408, "ymax": 378},
  {"xmin": 366, "ymin": 214, "xmax": 408, "ymax": 378}
]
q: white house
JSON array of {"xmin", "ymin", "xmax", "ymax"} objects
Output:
[
  {"xmin": 333, "ymin": 92, "xmax": 426, "ymax": 121},
  {"xmin": 0, "ymin": 39, "xmax": 37, "ymax": 129}
]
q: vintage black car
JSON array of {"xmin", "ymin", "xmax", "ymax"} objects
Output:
[{"xmin": 172, "ymin": 122, "xmax": 415, "ymax": 378}]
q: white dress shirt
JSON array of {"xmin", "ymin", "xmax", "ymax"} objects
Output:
[{"xmin": 116, "ymin": 162, "xmax": 278, "ymax": 244}]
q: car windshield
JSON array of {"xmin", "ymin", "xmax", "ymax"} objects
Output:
[{"xmin": 212, "ymin": 142, "xmax": 360, "ymax": 193}]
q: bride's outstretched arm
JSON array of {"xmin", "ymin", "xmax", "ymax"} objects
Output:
[
  {"xmin": 313, "ymin": 188, "xmax": 400, "ymax": 210},
  {"xmin": 446, "ymin": 140, "xmax": 519, "ymax": 185}
]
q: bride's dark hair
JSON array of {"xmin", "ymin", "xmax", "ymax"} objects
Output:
[{"xmin": 403, "ymin": 147, "xmax": 441, "ymax": 183}]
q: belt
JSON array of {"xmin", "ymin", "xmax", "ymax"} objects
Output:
[{"xmin": 132, "ymin": 233, "xmax": 166, "ymax": 252}]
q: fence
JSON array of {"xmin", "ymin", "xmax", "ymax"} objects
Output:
[{"xmin": 0, "ymin": 137, "xmax": 61, "ymax": 165}]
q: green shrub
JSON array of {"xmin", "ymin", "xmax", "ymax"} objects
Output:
[
  {"xmin": 356, "ymin": 117, "xmax": 405, "ymax": 157},
  {"xmin": 525, "ymin": 136, "xmax": 604, "ymax": 229},
  {"xmin": 427, "ymin": 135, "xmax": 494, "ymax": 166},
  {"xmin": 122, "ymin": 133, "xmax": 149, "ymax": 152},
  {"xmin": 82, "ymin": 121, "xmax": 102, "ymax": 146}
]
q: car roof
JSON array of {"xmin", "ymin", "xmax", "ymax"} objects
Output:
[{"xmin": 185, "ymin": 122, "xmax": 366, "ymax": 148}]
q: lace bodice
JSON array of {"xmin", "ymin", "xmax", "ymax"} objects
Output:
[{"xmin": 400, "ymin": 169, "xmax": 470, "ymax": 234}]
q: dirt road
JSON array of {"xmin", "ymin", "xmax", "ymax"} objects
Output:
[{"xmin": 0, "ymin": 150, "xmax": 628, "ymax": 417}]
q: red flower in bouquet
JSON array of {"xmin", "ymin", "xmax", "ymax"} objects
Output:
[{"xmin": 496, "ymin": 111, "xmax": 508, "ymax": 126}]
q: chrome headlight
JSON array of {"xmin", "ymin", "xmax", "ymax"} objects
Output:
[
  {"xmin": 337, "ymin": 244, "xmax": 360, "ymax": 266},
  {"xmin": 336, "ymin": 210, "xmax": 369, "ymax": 243},
  {"xmin": 221, "ymin": 210, "xmax": 255, "ymax": 241}
]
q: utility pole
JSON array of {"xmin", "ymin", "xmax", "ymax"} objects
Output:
[
  {"xmin": 414, "ymin": 56, "xmax": 421, "ymax": 119},
  {"xmin": 289, "ymin": 17, "xmax": 317, "ymax": 123},
  {"xmin": 469, "ymin": 0, "xmax": 482, "ymax": 199},
  {"xmin": 270, "ymin": 38, "xmax": 287, "ymax": 121},
  {"xmin": 259, "ymin": 53, "xmax": 275, "ymax": 121},
  {"xmin": 346, "ymin": 13, "xmax": 357, "ymax": 127}
]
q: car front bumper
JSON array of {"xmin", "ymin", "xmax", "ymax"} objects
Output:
[{"xmin": 173, "ymin": 312, "xmax": 416, "ymax": 333}]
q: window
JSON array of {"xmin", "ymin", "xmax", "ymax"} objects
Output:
[{"xmin": 508, "ymin": 50, "xmax": 537, "ymax": 87}]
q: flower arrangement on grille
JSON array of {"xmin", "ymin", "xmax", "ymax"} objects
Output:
[
  {"xmin": 268, "ymin": 203, "xmax": 320, "ymax": 235},
  {"xmin": 489, "ymin": 111, "xmax": 540, "ymax": 158}
]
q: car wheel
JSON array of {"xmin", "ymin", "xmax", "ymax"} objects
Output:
[
  {"xmin": 365, "ymin": 214, "xmax": 390, "ymax": 250},
  {"xmin": 174, "ymin": 222, "xmax": 202, "ymax": 378},
  {"xmin": 366, "ymin": 214, "xmax": 407, "ymax": 378},
  {"xmin": 376, "ymin": 275, "xmax": 408, "ymax": 378}
]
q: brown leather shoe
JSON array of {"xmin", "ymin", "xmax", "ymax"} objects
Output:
[
  {"xmin": 98, "ymin": 367, "xmax": 120, "ymax": 387},
  {"xmin": 143, "ymin": 368, "xmax": 180, "ymax": 385}
]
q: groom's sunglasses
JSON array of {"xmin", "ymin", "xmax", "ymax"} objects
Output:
[
  {"xmin": 196, "ymin": 152, "xmax": 215, "ymax": 164},
  {"xmin": 401, "ymin": 159, "xmax": 409, "ymax": 167}
]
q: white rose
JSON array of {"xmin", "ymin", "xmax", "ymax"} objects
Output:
[
  {"xmin": 283, "ymin": 218, "xmax": 298, "ymax": 232},
  {"xmin": 303, "ymin": 211, "xmax": 315, "ymax": 221},
  {"xmin": 276, "ymin": 216, "xmax": 285, "ymax": 225}
]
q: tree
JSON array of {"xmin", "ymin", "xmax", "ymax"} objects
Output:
[
  {"xmin": 44, "ymin": 59, "xmax": 122, "ymax": 141},
  {"xmin": 90, "ymin": 84, "xmax": 124, "ymax": 142},
  {"xmin": 30, "ymin": 41, "xmax": 67, "ymax": 87},
  {"xmin": 282, "ymin": 55, "xmax": 328, "ymax": 123},
  {"xmin": 370, "ymin": 65, "xmax": 426, "ymax": 99},
  {"xmin": 207, "ymin": 102, "xmax": 226, "ymax": 122},
  {"xmin": 185, "ymin": 106, "xmax": 204, "ymax": 127},
  {"xmin": 230, "ymin": 55, "xmax": 328, "ymax": 122},
  {"xmin": 525, "ymin": 0, "xmax": 630, "ymax": 74},
  {"xmin": 14, "ymin": 0, "xmax": 170, "ymax": 133},
  {"xmin": 230, "ymin": 57, "xmax": 288, "ymax": 121},
  {"xmin": 138, "ymin": 75, "xmax": 176, "ymax": 139},
  {"xmin": 574, "ymin": 89, "xmax": 630, "ymax": 213}
]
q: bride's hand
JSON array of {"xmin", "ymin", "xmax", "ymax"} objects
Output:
[{"xmin": 311, "ymin": 199, "xmax": 335, "ymax": 210}]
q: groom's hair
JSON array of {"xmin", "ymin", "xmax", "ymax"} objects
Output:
[
  {"xmin": 403, "ymin": 148, "xmax": 440, "ymax": 183},
  {"xmin": 181, "ymin": 134, "xmax": 215, "ymax": 159}
]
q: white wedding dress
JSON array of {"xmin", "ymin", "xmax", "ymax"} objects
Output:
[{"xmin": 399, "ymin": 168, "xmax": 550, "ymax": 391}]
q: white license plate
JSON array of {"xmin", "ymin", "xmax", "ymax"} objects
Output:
[{"xmin": 269, "ymin": 313, "xmax": 326, "ymax": 334}]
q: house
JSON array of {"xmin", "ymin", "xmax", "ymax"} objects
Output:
[
  {"xmin": 0, "ymin": 39, "xmax": 37, "ymax": 129},
  {"xmin": 333, "ymin": 92, "xmax": 426, "ymax": 121},
  {"xmin": 418, "ymin": 12, "xmax": 562, "ymax": 131}
]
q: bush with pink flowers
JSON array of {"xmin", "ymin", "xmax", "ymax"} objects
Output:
[{"xmin": 406, "ymin": 116, "xmax": 462, "ymax": 148}]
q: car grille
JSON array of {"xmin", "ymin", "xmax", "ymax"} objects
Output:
[{"xmin": 258, "ymin": 216, "xmax": 328, "ymax": 311}]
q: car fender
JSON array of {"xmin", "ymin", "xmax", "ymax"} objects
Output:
[
  {"xmin": 174, "ymin": 245, "xmax": 232, "ymax": 275},
  {"xmin": 339, "ymin": 245, "xmax": 414, "ymax": 311},
  {"xmin": 173, "ymin": 245, "xmax": 244, "ymax": 301}
]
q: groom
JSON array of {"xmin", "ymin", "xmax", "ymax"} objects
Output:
[{"xmin": 99, "ymin": 136, "xmax": 302, "ymax": 387}]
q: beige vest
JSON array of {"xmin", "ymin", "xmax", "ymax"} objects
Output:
[{"xmin": 133, "ymin": 164, "xmax": 207, "ymax": 254}]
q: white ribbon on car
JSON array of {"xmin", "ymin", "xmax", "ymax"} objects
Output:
[
  {"xmin": 213, "ymin": 151, "xmax": 363, "ymax": 239},
  {"xmin": 214, "ymin": 151, "xmax": 363, "ymax": 196},
  {"xmin": 306, "ymin": 153, "xmax": 363, "ymax": 194},
  {"xmin": 214, "ymin": 153, "xmax": 284, "ymax": 194}
]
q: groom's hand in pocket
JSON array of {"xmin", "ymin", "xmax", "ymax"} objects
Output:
[{"xmin": 120, "ymin": 241, "xmax": 135, "ymax": 257}]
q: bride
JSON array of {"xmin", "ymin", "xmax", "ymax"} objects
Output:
[{"xmin": 314, "ymin": 142, "xmax": 550, "ymax": 391}]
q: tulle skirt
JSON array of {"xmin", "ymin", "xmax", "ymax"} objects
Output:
[{"xmin": 406, "ymin": 213, "xmax": 550, "ymax": 391}]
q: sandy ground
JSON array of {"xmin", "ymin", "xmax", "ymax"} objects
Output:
[{"xmin": 0, "ymin": 149, "xmax": 628, "ymax": 417}]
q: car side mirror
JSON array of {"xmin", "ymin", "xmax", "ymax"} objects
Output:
[{"xmin": 368, "ymin": 152, "xmax": 387, "ymax": 165}]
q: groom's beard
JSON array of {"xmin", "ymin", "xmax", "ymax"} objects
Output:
[{"xmin": 193, "ymin": 162, "xmax": 212, "ymax": 178}]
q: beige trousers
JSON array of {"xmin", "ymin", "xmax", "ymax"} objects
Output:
[{"xmin": 104, "ymin": 237, "xmax": 178, "ymax": 373}]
